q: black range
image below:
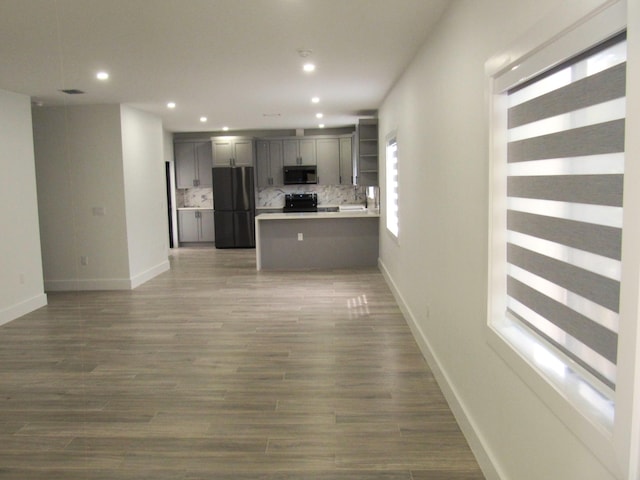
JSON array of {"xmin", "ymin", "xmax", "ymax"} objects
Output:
[{"xmin": 282, "ymin": 193, "xmax": 318, "ymax": 213}]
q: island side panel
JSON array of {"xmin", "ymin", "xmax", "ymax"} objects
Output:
[{"xmin": 257, "ymin": 217, "xmax": 379, "ymax": 270}]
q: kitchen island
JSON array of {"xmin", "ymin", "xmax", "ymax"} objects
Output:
[{"xmin": 255, "ymin": 210, "xmax": 379, "ymax": 270}]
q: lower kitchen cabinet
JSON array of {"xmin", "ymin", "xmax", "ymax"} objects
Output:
[{"xmin": 178, "ymin": 210, "xmax": 214, "ymax": 243}]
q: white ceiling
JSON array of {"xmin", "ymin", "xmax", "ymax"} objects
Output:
[{"xmin": 0, "ymin": 0, "xmax": 449, "ymax": 132}]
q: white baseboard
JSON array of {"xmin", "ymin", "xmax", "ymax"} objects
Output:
[
  {"xmin": 44, "ymin": 259, "xmax": 170, "ymax": 291},
  {"xmin": 378, "ymin": 258, "xmax": 504, "ymax": 480},
  {"xmin": 130, "ymin": 260, "xmax": 170, "ymax": 289},
  {"xmin": 0, "ymin": 293, "xmax": 48, "ymax": 327},
  {"xmin": 45, "ymin": 277, "xmax": 132, "ymax": 291}
]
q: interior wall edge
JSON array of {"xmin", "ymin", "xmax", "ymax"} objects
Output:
[
  {"xmin": 0, "ymin": 294, "xmax": 48, "ymax": 328},
  {"xmin": 378, "ymin": 258, "xmax": 505, "ymax": 480},
  {"xmin": 129, "ymin": 260, "xmax": 170, "ymax": 289}
]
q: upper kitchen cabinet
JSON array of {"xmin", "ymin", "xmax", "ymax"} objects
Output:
[
  {"xmin": 175, "ymin": 140, "xmax": 213, "ymax": 188},
  {"xmin": 339, "ymin": 136, "xmax": 354, "ymax": 185},
  {"xmin": 316, "ymin": 138, "xmax": 340, "ymax": 185},
  {"xmin": 212, "ymin": 137, "xmax": 255, "ymax": 167},
  {"xmin": 256, "ymin": 140, "xmax": 284, "ymax": 188},
  {"xmin": 283, "ymin": 138, "xmax": 316, "ymax": 166},
  {"xmin": 356, "ymin": 118, "xmax": 378, "ymax": 186}
]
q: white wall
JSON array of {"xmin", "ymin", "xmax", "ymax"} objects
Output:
[
  {"xmin": 33, "ymin": 104, "xmax": 168, "ymax": 291},
  {"xmin": 33, "ymin": 105, "xmax": 130, "ymax": 290},
  {"xmin": 0, "ymin": 89, "xmax": 47, "ymax": 325},
  {"xmin": 120, "ymin": 106, "xmax": 170, "ymax": 286},
  {"xmin": 378, "ymin": 1, "xmax": 623, "ymax": 479}
]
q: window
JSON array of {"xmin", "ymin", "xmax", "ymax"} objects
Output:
[
  {"xmin": 486, "ymin": 0, "xmax": 636, "ymax": 474},
  {"xmin": 386, "ymin": 136, "xmax": 398, "ymax": 237},
  {"xmin": 505, "ymin": 32, "xmax": 626, "ymax": 396}
]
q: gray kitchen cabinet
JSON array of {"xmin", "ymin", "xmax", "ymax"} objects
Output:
[
  {"xmin": 339, "ymin": 136, "xmax": 353, "ymax": 185},
  {"xmin": 356, "ymin": 118, "xmax": 378, "ymax": 186},
  {"xmin": 178, "ymin": 210, "xmax": 214, "ymax": 243},
  {"xmin": 256, "ymin": 140, "xmax": 284, "ymax": 187},
  {"xmin": 283, "ymin": 138, "xmax": 316, "ymax": 165},
  {"xmin": 316, "ymin": 138, "xmax": 340, "ymax": 185},
  {"xmin": 175, "ymin": 141, "xmax": 213, "ymax": 188},
  {"xmin": 212, "ymin": 137, "xmax": 254, "ymax": 167}
]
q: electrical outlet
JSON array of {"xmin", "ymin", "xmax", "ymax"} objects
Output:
[
  {"xmin": 297, "ymin": 233, "xmax": 303, "ymax": 241},
  {"xmin": 19, "ymin": 273, "xmax": 25, "ymax": 285},
  {"xmin": 80, "ymin": 256, "xmax": 89, "ymax": 266}
]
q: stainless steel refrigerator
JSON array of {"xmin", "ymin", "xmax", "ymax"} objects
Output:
[{"xmin": 212, "ymin": 166, "xmax": 256, "ymax": 248}]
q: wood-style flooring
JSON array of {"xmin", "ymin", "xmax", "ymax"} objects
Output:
[{"xmin": 0, "ymin": 247, "xmax": 485, "ymax": 479}]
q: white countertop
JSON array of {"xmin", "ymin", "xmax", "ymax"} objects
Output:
[
  {"xmin": 256, "ymin": 210, "xmax": 379, "ymax": 220},
  {"xmin": 256, "ymin": 204, "xmax": 341, "ymax": 211},
  {"xmin": 177, "ymin": 207, "xmax": 213, "ymax": 210}
]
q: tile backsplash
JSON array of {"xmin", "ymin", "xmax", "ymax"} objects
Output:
[
  {"xmin": 258, "ymin": 185, "xmax": 366, "ymax": 207},
  {"xmin": 177, "ymin": 185, "xmax": 368, "ymax": 209},
  {"xmin": 176, "ymin": 188, "xmax": 213, "ymax": 208}
]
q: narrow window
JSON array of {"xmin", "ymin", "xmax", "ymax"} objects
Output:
[{"xmin": 386, "ymin": 137, "xmax": 398, "ymax": 237}]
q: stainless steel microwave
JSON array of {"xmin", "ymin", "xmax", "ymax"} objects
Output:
[{"xmin": 283, "ymin": 166, "xmax": 317, "ymax": 184}]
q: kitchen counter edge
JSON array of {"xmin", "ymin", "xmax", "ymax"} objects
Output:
[{"xmin": 256, "ymin": 211, "xmax": 380, "ymax": 220}]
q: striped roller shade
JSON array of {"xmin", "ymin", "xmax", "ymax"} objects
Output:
[{"xmin": 505, "ymin": 33, "xmax": 626, "ymax": 390}]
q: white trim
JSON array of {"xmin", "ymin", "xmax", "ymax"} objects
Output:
[
  {"xmin": 130, "ymin": 260, "xmax": 170, "ymax": 289},
  {"xmin": 0, "ymin": 293, "xmax": 48, "ymax": 327},
  {"xmin": 45, "ymin": 278, "xmax": 134, "ymax": 291},
  {"xmin": 379, "ymin": 258, "xmax": 504, "ymax": 480},
  {"xmin": 44, "ymin": 259, "xmax": 170, "ymax": 291},
  {"xmin": 486, "ymin": 0, "xmax": 625, "ymax": 89}
]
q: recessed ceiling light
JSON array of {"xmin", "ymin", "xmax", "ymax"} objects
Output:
[
  {"xmin": 167, "ymin": 102, "xmax": 176, "ymax": 109},
  {"xmin": 200, "ymin": 116, "xmax": 207, "ymax": 122},
  {"xmin": 318, "ymin": 124, "xmax": 325, "ymax": 128},
  {"xmin": 96, "ymin": 71, "xmax": 109, "ymax": 80},
  {"xmin": 311, "ymin": 97, "xmax": 320, "ymax": 103},
  {"xmin": 222, "ymin": 126, "xmax": 229, "ymax": 131},
  {"xmin": 303, "ymin": 63, "xmax": 316, "ymax": 73},
  {"xmin": 315, "ymin": 113, "xmax": 323, "ymax": 119}
]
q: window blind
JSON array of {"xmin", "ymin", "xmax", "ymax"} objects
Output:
[
  {"xmin": 386, "ymin": 138, "xmax": 399, "ymax": 237},
  {"xmin": 505, "ymin": 33, "xmax": 626, "ymax": 391}
]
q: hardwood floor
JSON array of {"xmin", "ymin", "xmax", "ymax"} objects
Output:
[{"xmin": 0, "ymin": 247, "xmax": 485, "ymax": 479}]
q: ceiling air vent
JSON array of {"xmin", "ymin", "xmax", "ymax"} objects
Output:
[{"xmin": 60, "ymin": 89, "xmax": 85, "ymax": 95}]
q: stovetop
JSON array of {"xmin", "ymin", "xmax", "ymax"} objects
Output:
[{"xmin": 283, "ymin": 193, "xmax": 318, "ymax": 213}]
